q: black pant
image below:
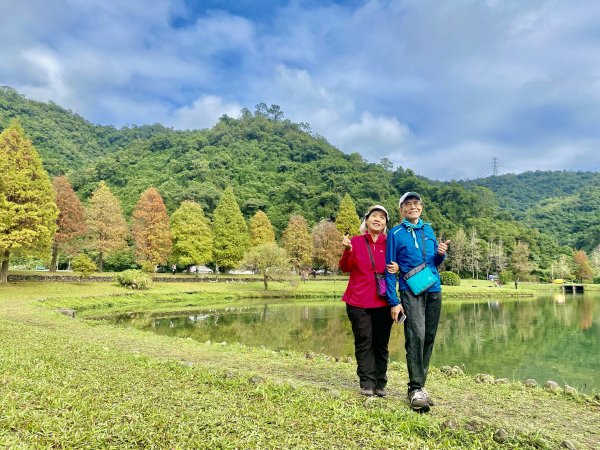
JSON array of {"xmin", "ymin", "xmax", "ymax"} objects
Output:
[
  {"xmin": 401, "ymin": 290, "xmax": 442, "ymax": 392},
  {"xmin": 346, "ymin": 304, "xmax": 393, "ymax": 389}
]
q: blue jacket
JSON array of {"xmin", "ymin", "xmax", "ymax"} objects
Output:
[{"xmin": 385, "ymin": 220, "xmax": 445, "ymax": 306}]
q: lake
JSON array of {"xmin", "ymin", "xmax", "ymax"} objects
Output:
[{"xmin": 114, "ymin": 292, "xmax": 600, "ymax": 393}]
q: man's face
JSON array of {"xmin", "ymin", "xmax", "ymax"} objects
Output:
[{"xmin": 400, "ymin": 198, "xmax": 423, "ymax": 222}]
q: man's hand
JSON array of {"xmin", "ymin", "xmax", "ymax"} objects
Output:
[
  {"xmin": 437, "ymin": 240, "xmax": 450, "ymax": 256},
  {"xmin": 391, "ymin": 304, "xmax": 405, "ymax": 322}
]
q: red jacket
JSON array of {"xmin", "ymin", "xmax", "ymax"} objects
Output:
[{"xmin": 339, "ymin": 233, "xmax": 388, "ymax": 308}]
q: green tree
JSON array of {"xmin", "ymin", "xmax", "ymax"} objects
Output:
[
  {"xmin": 0, "ymin": 122, "xmax": 58, "ymax": 283},
  {"xmin": 212, "ymin": 186, "xmax": 250, "ymax": 272},
  {"xmin": 132, "ymin": 187, "xmax": 172, "ymax": 269},
  {"xmin": 335, "ymin": 194, "xmax": 361, "ymax": 236},
  {"xmin": 282, "ymin": 214, "xmax": 313, "ymax": 271},
  {"xmin": 51, "ymin": 176, "xmax": 87, "ymax": 271},
  {"xmin": 170, "ymin": 200, "xmax": 212, "ymax": 270},
  {"xmin": 590, "ymin": 244, "xmax": 600, "ymax": 275},
  {"xmin": 239, "ymin": 242, "xmax": 291, "ymax": 289},
  {"xmin": 249, "ymin": 210, "xmax": 275, "ymax": 246},
  {"xmin": 86, "ymin": 181, "xmax": 128, "ymax": 272},
  {"xmin": 71, "ymin": 253, "xmax": 97, "ymax": 280},
  {"xmin": 510, "ymin": 241, "xmax": 535, "ymax": 281},
  {"xmin": 448, "ymin": 228, "xmax": 468, "ymax": 275}
]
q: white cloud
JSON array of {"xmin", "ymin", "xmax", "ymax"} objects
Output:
[
  {"xmin": 3, "ymin": 0, "xmax": 600, "ymax": 179},
  {"xmin": 168, "ymin": 95, "xmax": 243, "ymax": 130}
]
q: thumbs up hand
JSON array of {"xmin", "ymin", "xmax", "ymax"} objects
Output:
[
  {"xmin": 342, "ymin": 234, "xmax": 352, "ymax": 251},
  {"xmin": 437, "ymin": 240, "xmax": 451, "ymax": 256}
]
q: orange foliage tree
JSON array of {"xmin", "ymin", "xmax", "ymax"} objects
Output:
[
  {"xmin": 132, "ymin": 187, "xmax": 172, "ymax": 270},
  {"xmin": 312, "ymin": 219, "xmax": 343, "ymax": 274},
  {"xmin": 51, "ymin": 176, "xmax": 87, "ymax": 271},
  {"xmin": 86, "ymin": 181, "xmax": 128, "ymax": 272}
]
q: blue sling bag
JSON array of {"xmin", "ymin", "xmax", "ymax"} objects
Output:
[{"xmin": 403, "ymin": 229, "xmax": 437, "ymax": 295}]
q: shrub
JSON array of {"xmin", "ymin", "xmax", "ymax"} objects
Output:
[
  {"xmin": 114, "ymin": 270, "xmax": 152, "ymax": 290},
  {"xmin": 71, "ymin": 254, "xmax": 97, "ymax": 279},
  {"xmin": 439, "ymin": 271, "xmax": 461, "ymax": 286},
  {"xmin": 499, "ymin": 270, "xmax": 513, "ymax": 285},
  {"xmin": 593, "ymin": 276, "xmax": 600, "ymax": 284}
]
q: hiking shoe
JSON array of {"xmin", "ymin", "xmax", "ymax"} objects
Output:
[
  {"xmin": 374, "ymin": 387, "xmax": 387, "ymax": 397},
  {"xmin": 360, "ymin": 387, "xmax": 374, "ymax": 396},
  {"xmin": 422, "ymin": 388, "xmax": 434, "ymax": 406},
  {"xmin": 408, "ymin": 389, "xmax": 430, "ymax": 412}
]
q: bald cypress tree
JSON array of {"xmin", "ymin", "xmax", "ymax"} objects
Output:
[
  {"xmin": 0, "ymin": 122, "xmax": 58, "ymax": 283},
  {"xmin": 249, "ymin": 210, "xmax": 275, "ymax": 246},
  {"xmin": 132, "ymin": 187, "xmax": 172, "ymax": 270},
  {"xmin": 212, "ymin": 186, "xmax": 250, "ymax": 272},
  {"xmin": 51, "ymin": 175, "xmax": 87, "ymax": 271},
  {"xmin": 86, "ymin": 181, "xmax": 128, "ymax": 272},
  {"xmin": 170, "ymin": 200, "xmax": 212, "ymax": 270},
  {"xmin": 335, "ymin": 193, "xmax": 361, "ymax": 236}
]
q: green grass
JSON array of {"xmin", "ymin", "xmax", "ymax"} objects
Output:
[{"xmin": 2, "ymin": 279, "xmax": 600, "ymax": 448}]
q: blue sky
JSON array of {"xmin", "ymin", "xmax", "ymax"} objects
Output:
[{"xmin": 2, "ymin": 0, "xmax": 600, "ymax": 180}]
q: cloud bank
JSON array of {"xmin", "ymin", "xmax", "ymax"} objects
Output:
[{"xmin": 2, "ymin": 0, "xmax": 600, "ymax": 179}]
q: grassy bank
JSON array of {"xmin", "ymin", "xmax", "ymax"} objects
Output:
[{"xmin": 1, "ymin": 280, "xmax": 599, "ymax": 448}]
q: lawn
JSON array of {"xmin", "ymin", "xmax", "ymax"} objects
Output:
[{"xmin": 1, "ymin": 278, "xmax": 599, "ymax": 448}]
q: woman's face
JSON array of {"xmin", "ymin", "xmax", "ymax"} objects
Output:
[
  {"xmin": 400, "ymin": 198, "xmax": 423, "ymax": 223},
  {"xmin": 366, "ymin": 210, "xmax": 387, "ymax": 234}
]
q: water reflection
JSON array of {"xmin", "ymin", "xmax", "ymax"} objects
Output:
[{"xmin": 114, "ymin": 293, "xmax": 600, "ymax": 393}]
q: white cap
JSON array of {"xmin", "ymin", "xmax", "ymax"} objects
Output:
[{"xmin": 399, "ymin": 192, "xmax": 422, "ymax": 207}]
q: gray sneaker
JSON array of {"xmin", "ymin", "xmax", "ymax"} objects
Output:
[
  {"xmin": 408, "ymin": 389, "xmax": 430, "ymax": 412},
  {"xmin": 360, "ymin": 387, "xmax": 374, "ymax": 396},
  {"xmin": 421, "ymin": 388, "xmax": 434, "ymax": 406},
  {"xmin": 374, "ymin": 387, "xmax": 387, "ymax": 397}
]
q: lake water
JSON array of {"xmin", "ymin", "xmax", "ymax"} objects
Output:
[{"xmin": 115, "ymin": 292, "xmax": 600, "ymax": 393}]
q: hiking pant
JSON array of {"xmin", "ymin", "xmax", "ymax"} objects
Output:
[
  {"xmin": 346, "ymin": 304, "xmax": 393, "ymax": 389},
  {"xmin": 400, "ymin": 290, "xmax": 442, "ymax": 392}
]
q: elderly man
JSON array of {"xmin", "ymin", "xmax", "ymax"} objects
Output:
[{"xmin": 385, "ymin": 192, "xmax": 449, "ymax": 412}]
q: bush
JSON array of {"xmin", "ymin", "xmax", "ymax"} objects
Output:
[
  {"xmin": 71, "ymin": 254, "xmax": 97, "ymax": 279},
  {"xmin": 114, "ymin": 270, "xmax": 152, "ymax": 290},
  {"xmin": 499, "ymin": 270, "xmax": 513, "ymax": 285},
  {"xmin": 593, "ymin": 276, "xmax": 600, "ymax": 284},
  {"xmin": 104, "ymin": 248, "xmax": 138, "ymax": 272},
  {"xmin": 439, "ymin": 271, "xmax": 461, "ymax": 286}
]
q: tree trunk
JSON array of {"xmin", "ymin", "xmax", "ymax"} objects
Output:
[
  {"xmin": 98, "ymin": 251, "xmax": 104, "ymax": 273},
  {"xmin": 50, "ymin": 242, "xmax": 59, "ymax": 272},
  {"xmin": 0, "ymin": 250, "xmax": 10, "ymax": 284},
  {"xmin": 263, "ymin": 273, "xmax": 268, "ymax": 290}
]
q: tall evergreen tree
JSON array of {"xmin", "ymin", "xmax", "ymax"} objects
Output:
[
  {"xmin": 212, "ymin": 186, "xmax": 250, "ymax": 272},
  {"xmin": 86, "ymin": 181, "xmax": 128, "ymax": 272},
  {"xmin": 0, "ymin": 122, "xmax": 58, "ymax": 283},
  {"xmin": 249, "ymin": 210, "xmax": 275, "ymax": 246},
  {"xmin": 132, "ymin": 187, "xmax": 172, "ymax": 270},
  {"xmin": 335, "ymin": 194, "xmax": 361, "ymax": 236},
  {"xmin": 282, "ymin": 214, "xmax": 313, "ymax": 271},
  {"xmin": 170, "ymin": 200, "xmax": 212, "ymax": 270},
  {"xmin": 51, "ymin": 175, "xmax": 87, "ymax": 271}
]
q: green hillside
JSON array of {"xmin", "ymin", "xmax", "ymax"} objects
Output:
[
  {"xmin": 463, "ymin": 172, "xmax": 600, "ymax": 251},
  {"xmin": 0, "ymin": 88, "xmax": 576, "ymax": 270},
  {"xmin": 0, "ymin": 87, "xmax": 169, "ymax": 175}
]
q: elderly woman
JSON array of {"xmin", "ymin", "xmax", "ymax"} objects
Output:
[
  {"xmin": 339, "ymin": 205, "xmax": 398, "ymax": 397},
  {"xmin": 385, "ymin": 192, "xmax": 449, "ymax": 412}
]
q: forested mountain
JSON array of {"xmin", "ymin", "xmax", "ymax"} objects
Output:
[
  {"xmin": 1, "ymin": 87, "xmax": 592, "ymax": 272},
  {"xmin": 0, "ymin": 87, "xmax": 169, "ymax": 175},
  {"xmin": 462, "ymin": 172, "xmax": 600, "ymax": 251}
]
